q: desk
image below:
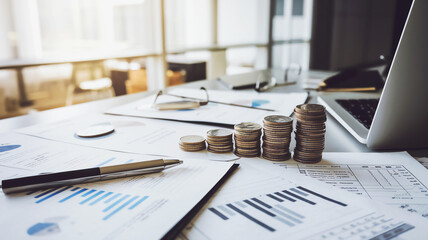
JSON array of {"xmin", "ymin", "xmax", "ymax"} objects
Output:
[
  {"xmin": 0, "ymin": 69, "xmax": 427, "ymax": 157},
  {"xmin": 0, "ymin": 51, "xmax": 160, "ymax": 106}
]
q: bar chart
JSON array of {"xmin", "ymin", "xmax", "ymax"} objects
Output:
[
  {"xmin": 26, "ymin": 186, "xmax": 149, "ymax": 221},
  {"xmin": 0, "ymin": 134, "xmax": 240, "ymax": 239},
  {"xmin": 208, "ymin": 186, "xmax": 347, "ymax": 232},
  {"xmin": 183, "ymin": 174, "xmax": 422, "ymax": 240}
]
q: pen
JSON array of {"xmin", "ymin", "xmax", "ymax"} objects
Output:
[{"xmin": 0, "ymin": 159, "xmax": 183, "ymax": 194}]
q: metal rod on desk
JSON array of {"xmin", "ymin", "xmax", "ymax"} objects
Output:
[
  {"xmin": 165, "ymin": 93, "xmax": 276, "ymax": 111},
  {"xmin": 267, "ymin": 0, "xmax": 276, "ymax": 68},
  {"xmin": 16, "ymin": 67, "xmax": 33, "ymax": 107}
]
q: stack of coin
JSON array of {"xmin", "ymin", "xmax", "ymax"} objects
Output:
[
  {"xmin": 293, "ymin": 104, "xmax": 326, "ymax": 163},
  {"xmin": 234, "ymin": 122, "xmax": 262, "ymax": 157},
  {"xmin": 262, "ymin": 115, "xmax": 293, "ymax": 161},
  {"xmin": 179, "ymin": 135, "xmax": 206, "ymax": 152},
  {"xmin": 206, "ymin": 129, "xmax": 233, "ymax": 153}
]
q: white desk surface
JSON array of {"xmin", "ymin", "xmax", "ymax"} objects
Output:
[{"xmin": 1, "ymin": 69, "xmax": 427, "ymax": 157}]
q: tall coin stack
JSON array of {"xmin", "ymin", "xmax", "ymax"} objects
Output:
[
  {"xmin": 206, "ymin": 129, "xmax": 233, "ymax": 153},
  {"xmin": 234, "ymin": 122, "xmax": 262, "ymax": 157},
  {"xmin": 293, "ymin": 104, "xmax": 326, "ymax": 163},
  {"xmin": 179, "ymin": 135, "xmax": 206, "ymax": 152},
  {"xmin": 262, "ymin": 115, "xmax": 293, "ymax": 161}
]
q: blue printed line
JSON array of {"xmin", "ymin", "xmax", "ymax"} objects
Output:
[
  {"xmin": 129, "ymin": 196, "xmax": 148, "ymax": 210},
  {"xmin": 90, "ymin": 192, "xmax": 113, "ymax": 206},
  {"xmin": 125, "ymin": 159, "xmax": 134, "ymax": 163},
  {"xmin": 96, "ymin": 157, "xmax": 116, "ymax": 167},
  {"xmin": 103, "ymin": 195, "xmax": 130, "ymax": 212},
  {"xmin": 34, "ymin": 188, "xmax": 59, "ymax": 198},
  {"xmin": 105, "ymin": 193, "xmax": 121, "ymax": 203},
  {"xmin": 80, "ymin": 191, "xmax": 105, "ymax": 205},
  {"xmin": 36, "ymin": 186, "xmax": 72, "ymax": 204},
  {"xmin": 103, "ymin": 196, "xmax": 139, "ymax": 220},
  {"xmin": 59, "ymin": 188, "xmax": 87, "ymax": 203},
  {"xmin": 82, "ymin": 189, "xmax": 96, "ymax": 197}
]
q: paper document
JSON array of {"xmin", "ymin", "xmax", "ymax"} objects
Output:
[
  {"xmin": 105, "ymin": 88, "xmax": 308, "ymax": 126},
  {"xmin": 180, "ymin": 158, "xmax": 428, "ymax": 240},
  {"xmin": 266, "ymin": 152, "xmax": 428, "ymax": 218},
  {"xmin": 16, "ymin": 114, "xmax": 238, "ymax": 161},
  {"xmin": 0, "ymin": 133, "xmax": 236, "ymax": 239}
]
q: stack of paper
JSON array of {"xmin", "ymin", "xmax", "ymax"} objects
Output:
[
  {"xmin": 0, "ymin": 133, "xmax": 236, "ymax": 239},
  {"xmin": 17, "ymin": 114, "xmax": 238, "ymax": 161},
  {"xmin": 5, "ymin": 87, "xmax": 428, "ymax": 239},
  {"xmin": 180, "ymin": 157, "xmax": 428, "ymax": 239},
  {"xmin": 267, "ymin": 152, "xmax": 428, "ymax": 218},
  {"xmin": 105, "ymin": 88, "xmax": 308, "ymax": 126}
]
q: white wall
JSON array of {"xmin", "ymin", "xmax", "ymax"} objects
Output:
[
  {"xmin": 218, "ymin": 0, "xmax": 269, "ymax": 45},
  {"xmin": 0, "ymin": 0, "xmax": 15, "ymax": 60}
]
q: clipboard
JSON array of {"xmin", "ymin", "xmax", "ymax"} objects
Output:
[
  {"xmin": 162, "ymin": 163, "xmax": 240, "ymax": 239},
  {"xmin": 317, "ymin": 70, "xmax": 384, "ymax": 92}
]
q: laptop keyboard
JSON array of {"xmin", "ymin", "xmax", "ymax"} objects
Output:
[{"xmin": 335, "ymin": 99, "xmax": 379, "ymax": 129}]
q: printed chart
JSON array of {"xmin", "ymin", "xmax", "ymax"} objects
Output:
[
  {"xmin": 181, "ymin": 175, "xmax": 423, "ymax": 240},
  {"xmin": 208, "ymin": 185, "xmax": 346, "ymax": 232},
  {"xmin": 0, "ymin": 134, "xmax": 236, "ymax": 239},
  {"xmin": 27, "ymin": 186, "xmax": 151, "ymax": 221}
]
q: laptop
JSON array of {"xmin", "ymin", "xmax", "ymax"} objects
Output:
[{"xmin": 318, "ymin": 0, "xmax": 428, "ymax": 150}]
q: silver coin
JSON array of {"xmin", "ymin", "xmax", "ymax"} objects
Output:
[
  {"xmin": 207, "ymin": 129, "xmax": 233, "ymax": 137},
  {"xmin": 295, "ymin": 104, "xmax": 325, "ymax": 115},
  {"xmin": 264, "ymin": 115, "xmax": 293, "ymax": 124},
  {"xmin": 180, "ymin": 135, "xmax": 205, "ymax": 144},
  {"xmin": 301, "ymin": 104, "xmax": 325, "ymax": 112},
  {"xmin": 234, "ymin": 122, "xmax": 262, "ymax": 132},
  {"xmin": 76, "ymin": 124, "xmax": 115, "ymax": 138}
]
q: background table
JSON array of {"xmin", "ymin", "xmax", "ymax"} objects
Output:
[{"xmin": 1, "ymin": 69, "xmax": 426, "ymax": 157}]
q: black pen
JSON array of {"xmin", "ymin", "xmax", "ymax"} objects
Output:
[{"xmin": 1, "ymin": 159, "xmax": 183, "ymax": 194}]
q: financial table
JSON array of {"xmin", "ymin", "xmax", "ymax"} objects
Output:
[{"xmin": 287, "ymin": 164, "xmax": 427, "ymax": 200}]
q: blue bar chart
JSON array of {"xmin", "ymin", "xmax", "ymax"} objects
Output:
[
  {"xmin": 27, "ymin": 186, "xmax": 149, "ymax": 221},
  {"xmin": 208, "ymin": 186, "xmax": 347, "ymax": 232}
]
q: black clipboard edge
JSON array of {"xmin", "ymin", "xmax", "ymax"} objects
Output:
[{"xmin": 161, "ymin": 163, "xmax": 240, "ymax": 240}]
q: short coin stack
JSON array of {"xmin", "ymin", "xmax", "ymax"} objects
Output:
[
  {"xmin": 262, "ymin": 115, "xmax": 293, "ymax": 161},
  {"xmin": 206, "ymin": 129, "xmax": 233, "ymax": 153},
  {"xmin": 179, "ymin": 135, "xmax": 206, "ymax": 152},
  {"xmin": 293, "ymin": 104, "xmax": 326, "ymax": 163},
  {"xmin": 234, "ymin": 122, "xmax": 262, "ymax": 157}
]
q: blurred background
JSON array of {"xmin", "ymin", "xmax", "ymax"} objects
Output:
[{"xmin": 0, "ymin": 0, "xmax": 409, "ymax": 119}]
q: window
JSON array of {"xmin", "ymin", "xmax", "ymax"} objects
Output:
[
  {"xmin": 272, "ymin": 0, "xmax": 312, "ymax": 69},
  {"xmin": 0, "ymin": 0, "xmax": 314, "ymax": 118},
  {"xmin": 37, "ymin": 0, "xmax": 160, "ymax": 57}
]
